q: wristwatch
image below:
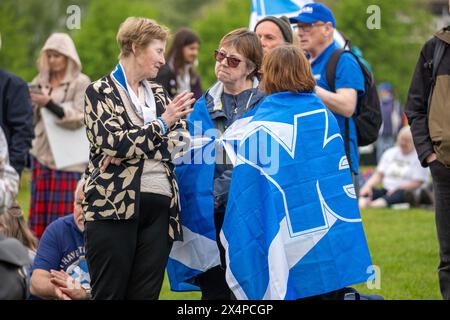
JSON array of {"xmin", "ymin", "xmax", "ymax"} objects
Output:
[{"xmin": 82, "ymin": 284, "xmax": 92, "ymax": 300}]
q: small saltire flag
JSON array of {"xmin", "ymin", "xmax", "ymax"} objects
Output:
[
  {"xmin": 220, "ymin": 91, "xmax": 372, "ymax": 300},
  {"xmin": 249, "ymin": 0, "xmax": 312, "ymax": 30},
  {"xmin": 250, "ymin": 0, "xmax": 345, "ymax": 47}
]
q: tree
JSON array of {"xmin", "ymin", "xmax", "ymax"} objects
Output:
[
  {"xmin": 192, "ymin": 0, "xmax": 251, "ymax": 88},
  {"xmin": 72, "ymin": 0, "xmax": 159, "ymax": 81},
  {"xmin": 0, "ymin": 0, "xmax": 33, "ymax": 80},
  {"xmin": 153, "ymin": 0, "xmax": 215, "ymax": 30},
  {"xmin": 329, "ymin": 0, "xmax": 434, "ymax": 103},
  {"xmin": 1, "ymin": 0, "xmax": 91, "ymax": 81}
]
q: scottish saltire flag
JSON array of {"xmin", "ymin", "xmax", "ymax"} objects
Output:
[
  {"xmin": 249, "ymin": 0, "xmax": 312, "ymax": 30},
  {"xmin": 167, "ymin": 97, "xmax": 221, "ymax": 291},
  {"xmin": 167, "ymin": 93, "xmax": 259, "ymax": 291},
  {"xmin": 220, "ymin": 92, "xmax": 372, "ymax": 300},
  {"xmin": 250, "ymin": 0, "xmax": 345, "ymax": 47}
]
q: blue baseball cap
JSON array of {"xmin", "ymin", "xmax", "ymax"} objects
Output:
[{"xmin": 289, "ymin": 3, "xmax": 336, "ymax": 28}]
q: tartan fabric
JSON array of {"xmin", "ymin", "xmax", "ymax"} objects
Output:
[{"xmin": 28, "ymin": 158, "xmax": 81, "ymax": 238}]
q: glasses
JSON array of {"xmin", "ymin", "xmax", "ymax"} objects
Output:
[
  {"xmin": 294, "ymin": 22, "xmax": 326, "ymax": 33},
  {"xmin": 214, "ymin": 50, "xmax": 242, "ymax": 68}
]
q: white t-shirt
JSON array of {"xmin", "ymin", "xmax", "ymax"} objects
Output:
[{"xmin": 377, "ymin": 146, "xmax": 430, "ymax": 191}]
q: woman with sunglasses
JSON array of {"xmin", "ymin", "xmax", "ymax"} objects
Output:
[{"xmin": 191, "ymin": 28, "xmax": 265, "ymax": 300}]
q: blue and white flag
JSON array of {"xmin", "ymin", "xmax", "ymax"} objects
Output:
[
  {"xmin": 167, "ymin": 85, "xmax": 259, "ymax": 292},
  {"xmin": 249, "ymin": 0, "xmax": 312, "ymax": 30},
  {"xmin": 167, "ymin": 96, "xmax": 221, "ymax": 291},
  {"xmin": 250, "ymin": 0, "xmax": 345, "ymax": 47},
  {"xmin": 220, "ymin": 91, "xmax": 372, "ymax": 300}
]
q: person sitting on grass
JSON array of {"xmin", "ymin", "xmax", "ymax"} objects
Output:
[
  {"xmin": 359, "ymin": 127, "xmax": 431, "ymax": 208},
  {"xmin": 0, "ymin": 202, "xmax": 39, "ymax": 285},
  {"xmin": 1, "ymin": 127, "xmax": 30, "ymax": 300},
  {"xmin": 30, "ymin": 179, "xmax": 90, "ymax": 300}
]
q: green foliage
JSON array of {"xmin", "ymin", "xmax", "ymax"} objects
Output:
[
  {"xmin": 0, "ymin": 0, "xmax": 33, "ymax": 80},
  {"xmin": 71, "ymin": 0, "xmax": 159, "ymax": 81},
  {"xmin": 153, "ymin": 0, "xmax": 214, "ymax": 30},
  {"xmin": 192, "ymin": 0, "xmax": 251, "ymax": 89},
  {"xmin": 0, "ymin": 0, "xmax": 91, "ymax": 81},
  {"xmin": 330, "ymin": 0, "xmax": 434, "ymax": 103}
]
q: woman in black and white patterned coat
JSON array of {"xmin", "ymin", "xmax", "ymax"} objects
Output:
[{"xmin": 82, "ymin": 17, "xmax": 194, "ymax": 300}]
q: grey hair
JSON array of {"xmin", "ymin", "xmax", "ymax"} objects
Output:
[
  {"xmin": 397, "ymin": 126, "xmax": 412, "ymax": 142},
  {"xmin": 74, "ymin": 178, "xmax": 85, "ymax": 200}
]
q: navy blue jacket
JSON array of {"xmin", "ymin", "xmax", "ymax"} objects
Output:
[{"xmin": 0, "ymin": 69, "xmax": 34, "ymax": 175}]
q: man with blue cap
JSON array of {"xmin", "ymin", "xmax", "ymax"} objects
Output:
[{"xmin": 290, "ymin": 2, "xmax": 365, "ymax": 194}]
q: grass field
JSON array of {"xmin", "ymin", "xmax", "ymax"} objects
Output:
[{"xmin": 16, "ymin": 171, "xmax": 442, "ymax": 300}]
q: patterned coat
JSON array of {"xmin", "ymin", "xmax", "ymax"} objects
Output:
[{"xmin": 82, "ymin": 75, "xmax": 189, "ymax": 241}]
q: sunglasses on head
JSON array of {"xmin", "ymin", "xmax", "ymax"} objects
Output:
[{"xmin": 214, "ymin": 50, "xmax": 242, "ymax": 68}]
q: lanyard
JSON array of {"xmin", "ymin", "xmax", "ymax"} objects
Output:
[{"xmin": 112, "ymin": 63, "xmax": 157, "ymax": 124}]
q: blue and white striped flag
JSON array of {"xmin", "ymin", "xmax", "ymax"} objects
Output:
[{"xmin": 220, "ymin": 91, "xmax": 372, "ymax": 299}]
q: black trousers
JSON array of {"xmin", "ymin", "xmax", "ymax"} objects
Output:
[
  {"xmin": 430, "ymin": 160, "xmax": 450, "ymax": 300},
  {"xmin": 85, "ymin": 193, "xmax": 172, "ymax": 300},
  {"xmin": 371, "ymin": 188, "xmax": 407, "ymax": 205}
]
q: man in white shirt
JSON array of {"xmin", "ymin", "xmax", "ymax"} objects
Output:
[{"xmin": 359, "ymin": 127, "xmax": 430, "ymax": 208}]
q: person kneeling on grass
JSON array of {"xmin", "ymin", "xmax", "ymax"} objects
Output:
[
  {"xmin": 359, "ymin": 127, "xmax": 431, "ymax": 209},
  {"xmin": 30, "ymin": 179, "xmax": 91, "ymax": 300}
]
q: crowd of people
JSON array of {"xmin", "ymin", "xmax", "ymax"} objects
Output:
[{"xmin": 0, "ymin": 1, "xmax": 449, "ymax": 300}]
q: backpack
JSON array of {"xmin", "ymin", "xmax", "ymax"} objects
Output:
[{"xmin": 325, "ymin": 43, "xmax": 382, "ymax": 153}]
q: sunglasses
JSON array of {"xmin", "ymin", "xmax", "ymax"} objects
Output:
[{"xmin": 214, "ymin": 50, "xmax": 242, "ymax": 68}]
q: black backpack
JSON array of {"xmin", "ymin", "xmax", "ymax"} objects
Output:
[{"xmin": 325, "ymin": 46, "xmax": 382, "ymax": 153}]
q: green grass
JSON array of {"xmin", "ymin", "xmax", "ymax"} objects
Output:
[{"xmin": 17, "ymin": 170, "xmax": 442, "ymax": 300}]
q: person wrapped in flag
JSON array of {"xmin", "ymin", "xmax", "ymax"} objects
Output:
[
  {"xmin": 219, "ymin": 45, "xmax": 372, "ymax": 300},
  {"xmin": 168, "ymin": 28, "xmax": 265, "ymax": 299}
]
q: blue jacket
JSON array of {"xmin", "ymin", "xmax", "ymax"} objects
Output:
[{"xmin": 0, "ymin": 69, "xmax": 34, "ymax": 175}]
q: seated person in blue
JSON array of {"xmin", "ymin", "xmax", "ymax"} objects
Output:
[{"xmin": 30, "ymin": 179, "xmax": 90, "ymax": 300}]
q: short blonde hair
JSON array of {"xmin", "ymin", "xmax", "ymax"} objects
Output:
[
  {"xmin": 117, "ymin": 17, "xmax": 169, "ymax": 59},
  {"xmin": 261, "ymin": 45, "xmax": 315, "ymax": 95}
]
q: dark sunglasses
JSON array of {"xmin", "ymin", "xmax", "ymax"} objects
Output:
[{"xmin": 214, "ymin": 50, "xmax": 242, "ymax": 68}]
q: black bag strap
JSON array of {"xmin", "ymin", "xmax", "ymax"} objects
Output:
[
  {"xmin": 325, "ymin": 49, "xmax": 354, "ymax": 173},
  {"xmin": 325, "ymin": 49, "xmax": 345, "ymax": 92},
  {"xmin": 427, "ymin": 39, "xmax": 447, "ymax": 109}
]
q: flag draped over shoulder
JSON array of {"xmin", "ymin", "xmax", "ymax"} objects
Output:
[
  {"xmin": 167, "ymin": 96, "xmax": 220, "ymax": 291},
  {"xmin": 167, "ymin": 92, "xmax": 258, "ymax": 291},
  {"xmin": 220, "ymin": 91, "xmax": 372, "ymax": 300}
]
